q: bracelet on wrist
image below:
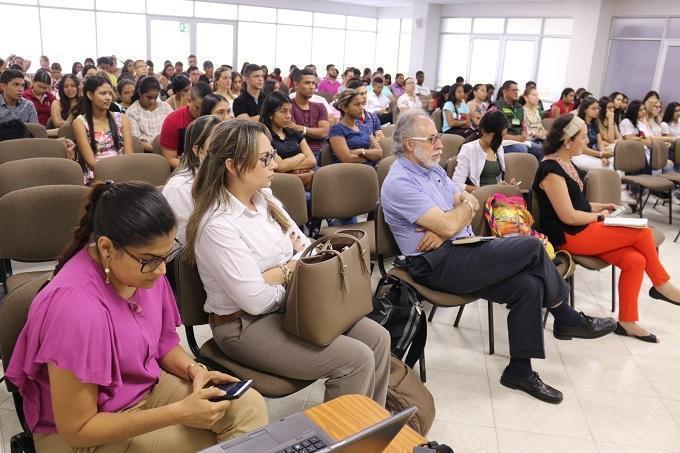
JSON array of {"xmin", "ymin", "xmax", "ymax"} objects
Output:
[{"xmin": 185, "ymin": 362, "xmax": 207, "ymax": 381}]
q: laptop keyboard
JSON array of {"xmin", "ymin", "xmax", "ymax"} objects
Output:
[{"xmin": 276, "ymin": 435, "xmax": 327, "ymax": 453}]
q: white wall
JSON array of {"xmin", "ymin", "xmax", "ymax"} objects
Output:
[
  {"xmin": 216, "ymin": 0, "xmax": 379, "ymax": 17},
  {"xmin": 408, "ymin": 3, "xmax": 441, "ymax": 81}
]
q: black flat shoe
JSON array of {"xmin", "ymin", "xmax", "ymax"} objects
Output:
[
  {"xmin": 553, "ymin": 312, "xmax": 617, "ymax": 340},
  {"xmin": 500, "ymin": 366, "xmax": 563, "ymax": 404},
  {"xmin": 614, "ymin": 323, "xmax": 659, "ymax": 343},
  {"xmin": 649, "ymin": 287, "xmax": 680, "ymax": 307}
]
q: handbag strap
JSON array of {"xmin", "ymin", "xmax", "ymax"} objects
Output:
[{"xmin": 298, "ymin": 231, "xmax": 369, "ymax": 275}]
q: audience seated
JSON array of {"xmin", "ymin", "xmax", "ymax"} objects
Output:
[
  {"xmin": 231, "ymin": 71, "xmax": 243, "ymax": 94},
  {"xmin": 346, "ymin": 79, "xmax": 383, "ymax": 140},
  {"xmin": 397, "ymin": 77, "xmax": 422, "ymax": 113},
  {"xmin": 643, "ymin": 91, "xmax": 676, "ymax": 145},
  {"xmin": 534, "ymin": 114, "xmax": 680, "ymax": 342},
  {"xmin": 184, "ymin": 119, "xmax": 390, "ymax": 404},
  {"xmin": 163, "ymin": 115, "xmax": 221, "ymax": 243},
  {"xmin": 549, "ymin": 88, "xmax": 575, "ymax": 118},
  {"xmin": 81, "ymin": 64, "xmax": 97, "ymax": 81},
  {"xmin": 233, "ymin": 63, "xmax": 265, "ymax": 121},
  {"xmin": 609, "ymin": 91, "xmax": 626, "ymax": 126},
  {"xmin": 329, "ymin": 89, "xmax": 383, "ymax": 166},
  {"xmin": 289, "ymin": 68, "xmax": 331, "ymax": 161},
  {"xmin": 199, "ymin": 93, "xmax": 231, "ymax": 121},
  {"xmin": 381, "ymin": 109, "xmax": 616, "ymax": 404},
  {"xmin": 260, "ymin": 91, "xmax": 316, "ymax": 182},
  {"xmin": 166, "ymin": 75, "xmax": 191, "ymax": 111},
  {"xmin": 382, "ymin": 73, "xmax": 395, "ymax": 101},
  {"xmin": 366, "ymin": 76, "xmax": 392, "ymax": 125},
  {"xmin": 598, "ymin": 96, "xmax": 622, "ymax": 149},
  {"xmin": 442, "ymin": 83, "xmax": 471, "ymax": 137},
  {"xmin": 428, "ymin": 84, "xmax": 450, "ymax": 113},
  {"xmin": 522, "ymin": 86, "xmax": 547, "ymax": 149},
  {"xmin": 318, "ymin": 64, "xmax": 341, "ymax": 95},
  {"xmin": 336, "ymin": 67, "xmax": 357, "ymax": 95},
  {"xmin": 467, "ymin": 84, "xmax": 489, "ymax": 129},
  {"xmin": 390, "ymin": 73, "xmax": 406, "ymax": 98},
  {"xmin": 661, "ymin": 102, "xmax": 680, "ymax": 138},
  {"xmin": 187, "ymin": 66, "xmax": 201, "ymax": 86},
  {"xmin": 115, "ymin": 79, "xmax": 135, "ymax": 113},
  {"xmin": 415, "ymin": 70, "xmax": 430, "ymax": 96},
  {"xmin": 159, "ymin": 63, "xmax": 175, "ymax": 98},
  {"xmin": 213, "ymin": 66, "xmax": 236, "ymax": 114},
  {"xmin": 160, "ymin": 81, "xmax": 212, "ymax": 169},
  {"xmin": 572, "ymin": 96, "xmax": 614, "ymax": 171},
  {"xmin": 199, "ymin": 60, "xmax": 214, "ymax": 85},
  {"xmin": 125, "ymin": 76, "xmax": 173, "ymax": 152},
  {"xmin": 6, "ymin": 181, "xmax": 267, "ymax": 451},
  {"xmin": 50, "ymin": 62, "xmax": 62, "ymax": 90},
  {"xmin": 50, "ymin": 74, "xmax": 80, "ymax": 128},
  {"xmin": 620, "ymin": 100, "xmax": 654, "ymax": 149},
  {"xmin": 22, "ymin": 69, "xmax": 55, "ymax": 126},
  {"xmin": 73, "ymin": 75, "xmax": 134, "ymax": 182},
  {"xmin": 524, "ymin": 81, "xmax": 545, "ymax": 114},
  {"xmin": 493, "ymin": 80, "xmax": 540, "ymax": 159},
  {"xmin": 485, "ymin": 83, "xmax": 495, "ymax": 103},
  {"xmin": 71, "ymin": 62, "xmax": 83, "ymax": 79},
  {"xmin": 452, "ymin": 110, "xmax": 508, "ymax": 192}
]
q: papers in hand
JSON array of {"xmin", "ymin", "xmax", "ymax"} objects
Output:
[
  {"xmin": 603, "ymin": 217, "xmax": 648, "ymax": 228},
  {"xmin": 451, "ymin": 236, "xmax": 496, "ymax": 245}
]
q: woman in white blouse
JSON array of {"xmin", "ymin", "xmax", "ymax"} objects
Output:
[
  {"xmin": 396, "ymin": 77, "xmax": 422, "ymax": 113},
  {"xmin": 452, "ymin": 110, "xmax": 507, "ymax": 192},
  {"xmin": 184, "ymin": 119, "xmax": 390, "ymax": 405}
]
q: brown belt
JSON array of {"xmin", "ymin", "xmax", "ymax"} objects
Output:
[{"xmin": 209, "ymin": 311, "xmax": 244, "ymax": 328}]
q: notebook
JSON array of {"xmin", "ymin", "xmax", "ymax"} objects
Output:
[{"xmin": 603, "ymin": 217, "xmax": 648, "ymax": 228}]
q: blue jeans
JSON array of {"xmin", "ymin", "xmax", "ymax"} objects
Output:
[{"xmin": 504, "ymin": 143, "xmax": 543, "ymax": 161}]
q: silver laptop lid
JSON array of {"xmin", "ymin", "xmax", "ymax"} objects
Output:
[{"xmin": 320, "ymin": 406, "xmax": 417, "ymax": 453}]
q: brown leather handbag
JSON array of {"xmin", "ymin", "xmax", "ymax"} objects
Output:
[{"xmin": 282, "ymin": 230, "xmax": 372, "ymax": 346}]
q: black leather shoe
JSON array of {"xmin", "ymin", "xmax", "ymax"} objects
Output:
[
  {"xmin": 614, "ymin": 322, "xmax": 659, "ymax": 343},
  {"xmin": 500, "ymin": 366, "xmax": 563, "ymax": 404},
  {"xmin": 553, "ymin": 312, "xmax": 616, "ymax": 340},
  {"xmin": 649, "ymin": 287, "xmax": 680, "ymax": 306}
]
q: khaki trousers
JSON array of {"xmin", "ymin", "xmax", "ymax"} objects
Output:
[
  {"xmin": 212, "ymin": 313, "xmax": 390, "ymax": 406},
  {"xmin": 34, "ymin": 372, "xmax": 268, "ymax": 453}
]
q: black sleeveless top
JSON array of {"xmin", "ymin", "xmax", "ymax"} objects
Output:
[{"xmin": 533, "ymin": 160, "xmax": 592, "ymax": 246}]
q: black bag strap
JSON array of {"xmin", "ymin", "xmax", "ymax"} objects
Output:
[{"xmin": 403, "ymin": 315, "xmax": 427, "ymax": 369}]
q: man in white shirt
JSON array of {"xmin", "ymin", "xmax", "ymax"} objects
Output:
[
  {"xmin": 415, "ymin": 71, "xmax": 431, "ymax": 96},
  {"xmin": 366, "ymin": 76, "xmax": 392, "ymax": 125}
]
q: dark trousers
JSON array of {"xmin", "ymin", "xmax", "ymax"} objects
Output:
[
  {"xmin": 377, "ymin": 112, "xmax": 392, "ymax": 125},
  {"xmin": 407, "ymin": 237, "xmax": 569, "ymax": 359}
]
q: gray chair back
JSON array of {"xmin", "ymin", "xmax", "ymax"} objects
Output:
[
  {"xmin": 0, "ymin": 138, "xmax": 66, "ymax": 165},
  {"xmin": 374, "ymin": 201, "xmax": 400, "ymax": 259},
  {"xmin": 94, "ymin": 153, "xmax": 171, "ymax": 186},
  {"xmin": 270, "ymin": 173, "xmax": 308, "ymax": 226},
  {"xmin": 379, "ymin": 137, "xmax": 395, "ymax": 157},
  {"xmin": 0, "ymin": 158, "xmax": 83, "ymax": 198},
  {"xmin": 377, "ymin": 155, "xmax": 397, "ymax": 190},
  {"xmin": 25, "ymin": 123, "xmax": 48, "ymax": 138},
  {"xmin": 312, "ymin": 163, "xmax": 379, "ymax": 219},
  {"xmin": 440, "ymin": 134, "xmax": 464, "ymax": 168},
  {"xmin": 504, "ymin": 153, "xmax": 539, "ymax": 193},
  {"xmin": 585, "ymin": 169, "xmax": 621, "ymax": 204},
  {"xmin": 614, "ymin": 141, "xmax": 646, "ymax": 173},
  {"xmin": 319, "ymin": 142, "xmax": 333, "ymax": 167}
]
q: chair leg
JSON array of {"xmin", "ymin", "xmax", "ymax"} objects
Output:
[
  {"xmin": 418, "ymin": 350, "xmax": 426, "ymax": 383},
  {"xmin": 675, "ymin": 228, "xmax": 680, "ymax": 242},
  {"xmin": 611, "ymin": 266, "xmax": 616, "ymax": 313},
  {"xmin": 487, "ymin": 300, "xmax": 495, "ymax": 355},
  {"xmin": 669, "ymin": 190, "xmax": 673, "ymax": 225},
  {"xmin": 453, "ymin": 305, "xmax": 465, "ymax": 327},
  {"xmin": 543, "ymin": 309, "xmax": 550, "ymax": 328},
  {"xmin": 428, "ymin": 305, "xmax": 438, "ymax": 322},
  {"xmin": 569, "ymin": 275, "xmax": 575, "ymax": 308}
]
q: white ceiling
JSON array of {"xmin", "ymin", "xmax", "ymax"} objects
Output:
[{"xmin": 323, "ymin": 0, "xmax": 569, "ymax": 6}]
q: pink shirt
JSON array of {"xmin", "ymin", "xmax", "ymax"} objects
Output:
[
  {"xmin": 318, "ymin": 79, "xmax": 340, "ymax": 95},
  {"xmin": 6, "ymin": 248, "xmax": 181, "ymax": 434}
]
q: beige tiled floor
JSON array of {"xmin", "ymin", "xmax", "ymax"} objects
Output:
[{"xmin": 1, "ymin": 204, "xmax": 680, "ymax": 452}]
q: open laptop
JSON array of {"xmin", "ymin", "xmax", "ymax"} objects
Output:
[{"xmin": 200, "ymin": 406, "xmax": 417, "ymax": 453}]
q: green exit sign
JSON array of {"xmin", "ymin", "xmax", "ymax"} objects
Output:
[{"xmin": 179, "ymin": 22, "xmax": 189, "ymax": 32}]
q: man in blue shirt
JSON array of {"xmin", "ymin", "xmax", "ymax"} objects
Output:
[
  {"xmin": 381, "ymin": 109, "xmax": 616, "ymax": 404},
  {"xmin": 0, "ymin": 69, "xmax": 38, "ymax": 125}
]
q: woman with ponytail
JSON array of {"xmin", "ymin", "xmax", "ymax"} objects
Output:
[
  {"xmin": 72, "ymin": 75, "xmax": 134, "ymax": 182},
  {"xmin": 534, "ymin": 114, "xmax": 680, "ymax": 343},
  {"xmin": 6, "ymin": 181, "xmax": 267, "ymax": 452},
  {"xmin": 184, "ymin": 119, "xmax": 390, "ymax": 405}
]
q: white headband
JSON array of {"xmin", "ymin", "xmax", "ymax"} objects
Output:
[{"xmin": 563, "ymin": 115, "xmax": 585, "ymax": 138}]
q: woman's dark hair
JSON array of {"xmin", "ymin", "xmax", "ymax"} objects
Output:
[
  {"xmin": 263, "ymin": 79, "xmax": 278, "ymax": 97},
  {"xmin": 560, "ymin": 87, "xmax": 575, "ymax": 101},
  {"xmin": 199, "ymin": 93, "xmax": 227, "ymax": 116},
  {"xmin": 132, "ymin": 76, "xmax": 161, "ymax": 103},
  {"xmin": 346, "ymin": 78, "xmax": 364, "ymax": 90},
  {"xmin": 448, "ymin": 83, "xmax": 465, "ymax": 107},
  {"xmin": 609, "ymin": 91, "xmax": 621, "ymax": 102},
  {"xmin": 577, "ymin": 96, "xmax": 599, "ymax": 122},
  {"xmin": 79, "ymin": 75, "xmax": 121, "ymax": 154},
  {"xmin": 435, "ymin": 85, "xmax": 450, "ymax": 105},
  {"xmin": 643, "ymin": 90, "xmax": 660, "ymax": 104},
  {"xmin": 33, "ymin": 68, "xmax": 52, "ymax": 85},
  {"xmin": 71, "ymin": 62, "xmax": 82, "ymax": 75},
  {"xmin": 161, "ymin": 63, "xmax": 174, "ymax": 79},
  {"xmin": 259, "ymin": 90, "xmax": 291, "ymax": 132},
  {"xmin": 478, "ymin": 111, "xmax": 509, "ymax": 152},
  {"xmin": 81, "ymin": 64, "xmax": 96, "ymax": 77},
  {"xmin": 121, "ymin": 59, "xmax": 134, "ymax": 76},
  {"xmin": 598, "ymin": 96, "xmax": 611, "ymax": 124},
  {"xmin": 662, "ymin": 102, "xmax": 680, "ymax": 125},
  {"xmin": 57, "ymin": 74, "xmax": 80, "ymax": 120},
  {"xmin": 624, "ymin": 100, "xmax": 644, "ymax": 125},
  {"xmin": 178, "ymin": 115, "xmax": 221, "ymax": 176},
  {"xmin": 544, "ymin": 114, "xmax": 580, "ymax": 155},
  {"xmin": 116, "ymin": 78, "xmax": 135, "ymax": 97},
  {"xmin": 171, "ymin": 74, "xmax": 191, "ymax": 93},
  {"xmin": 54, "ymin": 181, "xmax": 176, "ymax": 275},
  {"xmin": 467, "ymin": 83, "xmax": 485, "ymax": 103}
]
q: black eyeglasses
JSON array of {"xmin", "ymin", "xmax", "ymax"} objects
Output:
[
  {"xmin": 122, "ymin": 238, "xmax": 182, "ymax": 274},
  {"xmin": 259, "ymin": 150, "xmax": 278, "ymax": 167}
]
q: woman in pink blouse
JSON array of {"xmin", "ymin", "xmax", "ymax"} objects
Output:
[{"xmin": 6, "ymin": 181, "xmax": 267, "ymax": 452}]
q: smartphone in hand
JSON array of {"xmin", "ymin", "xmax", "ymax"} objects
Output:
[{"xmin": 208, "ymin": 380, "xmax": 253, "ymax": 402}]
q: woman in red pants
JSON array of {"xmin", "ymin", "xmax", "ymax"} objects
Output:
[{"xmin": 534, "ymin": 114, "xmax": 680, "ymax": 342}]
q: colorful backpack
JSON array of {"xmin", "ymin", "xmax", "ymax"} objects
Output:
[{"xmin": 483, "ymin": 193, "xmax": 556, "ymax": 259}]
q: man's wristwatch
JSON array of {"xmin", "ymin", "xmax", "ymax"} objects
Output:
[
  {"xmin": 597, "ymin": 214, "xmax": 605, "ymax": 222},
  {"xmin": 302, "ymin": 126, "xmax": 307, "ymax": 136},
  {"xmin": 360, "ymin": 148, "xmax": 367, "ymax": 157}
]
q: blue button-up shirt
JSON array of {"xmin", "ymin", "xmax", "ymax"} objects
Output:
[
  {"xmin": 0, "ymin": 94, "xmax": 39, "ymax": 125},
  {"xmin": 381, "ymin": 156, "xmax": 473, "ymax": 256}
]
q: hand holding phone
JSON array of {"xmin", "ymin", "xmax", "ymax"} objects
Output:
[{"xmin": 207, "ymin": 379, "xmax": 253, "ymax": 402}]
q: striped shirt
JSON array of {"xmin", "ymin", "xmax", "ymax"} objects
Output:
[
  {"xmin": 125, "ymin": 100, "xmax": 173, "ymax": 144},
  {"xmin": 381, "ymin": 156, "xmax": 473, "ymax": 256},
  {"xmin": 0, "ymin": 94, "xmax": 38, "ymax": 125}
]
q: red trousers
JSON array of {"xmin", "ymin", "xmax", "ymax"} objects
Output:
[{"xmin": 561, "ymin": 223, "xmax": 670, "ymax": 322}]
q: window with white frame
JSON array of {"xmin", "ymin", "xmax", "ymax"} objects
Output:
[{"xmin": 437, "ymin": 17, "xmax": 572, "ymax": 101}]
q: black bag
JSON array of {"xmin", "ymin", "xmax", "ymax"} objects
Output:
[
  {"xmin": 369, "ymin": 275, "xmax": 427, "ymax": 370},
  {"xmin": 0, "ymin": 119, "xmax": 32, "ymax": 142}
]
